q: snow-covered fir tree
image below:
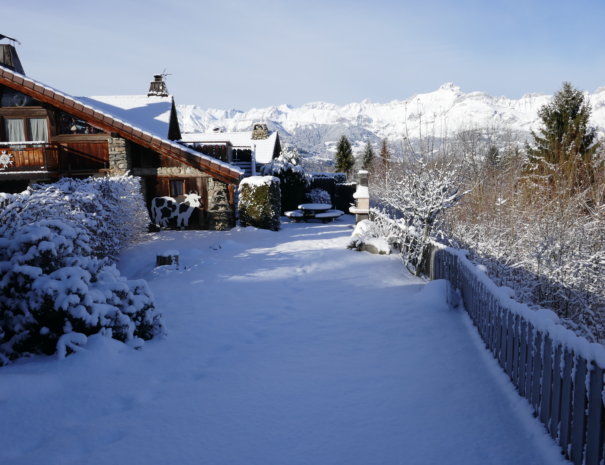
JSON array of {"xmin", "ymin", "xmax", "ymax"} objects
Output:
[{"xmin": 334, "ymin": 135, "xmax": 354, "ymax": 176}]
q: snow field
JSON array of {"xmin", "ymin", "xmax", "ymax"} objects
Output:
[{"xmin": 0, "ymin": 217, "xmax": 568, "ymax": 465}]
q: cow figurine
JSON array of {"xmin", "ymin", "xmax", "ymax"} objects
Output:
[
  {"xmin": 176, "ymin": 193, "xmax": 201, "ymax": 228},
  {"xmin": 151, "ymin": 193, "xmax": 202, "ymax": 229}
]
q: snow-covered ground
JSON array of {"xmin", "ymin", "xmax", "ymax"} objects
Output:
[{"xmin": 0, "ymin": 217, "xmax": 567, "ymax": 465}]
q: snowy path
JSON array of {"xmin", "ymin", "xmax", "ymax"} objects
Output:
[{"xmin": 0, "ymin": 218, "xmax": 567, "ymax": 465}]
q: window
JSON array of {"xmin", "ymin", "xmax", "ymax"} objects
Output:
[
  {"xmin": 58, "ymin": 112, "xmax": 102, "ymax": 135},
  {"xmin": 29, "ymin": 118, "xmax": 48, "ymax": 142},
  {"xmin": 233, "ymin": 149, "xmax": 251, "ymax": 162},
  {"xmin": 2, "ymin": 117, "xmax": 48, "ymax": 144},
  {"xmin": 170, "ymin": 179, "xmax": 185, "ymax": 197},
  {"xmin": 4, "ymin": 118, "xmax": 25, "ymax": 142}
]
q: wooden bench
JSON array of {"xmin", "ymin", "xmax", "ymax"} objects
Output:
[
  {"xmin": 315, "ymin": 209, "xmax": 344, "ymax": 222},
  {"xmin": 285, "ymin": 210, "xmax": 305, "ymax": 222},
  {"xmin": 284, "ymin": 208, "xmax": 344, "ymax": 223}
]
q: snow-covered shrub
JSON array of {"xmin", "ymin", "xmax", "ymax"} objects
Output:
[
  {"xmin": 279, "ymin": 145, "xmax": 302, "ymax": 166},
  {"xmin": 308, "ymin": 175, "xmax": 336, "ymax": 204},
  {"xmin": 0, "ymin": 192, "xmax": 14, "ymax": 209},
  {"xmin": 238, "ymin": 176, "xmax": 281, "ymax": 231},
  {"xmin": 347, "ymin": 219, "xmax": 391, "ymax": 255},
  {"xmin": 372, "ymin": 157, "xmax": 466, "ymax": 275},
  {"xmin": 306, "ymin": 188, "xmax": 331, "ymax": 204},
  {"xmin": 261, "ymin": 150, "xmax": 308, "ymax": 213},
  {"xmin": 0, "ymin": 176, "xmax": 163, "ymax": 365},
  {"xmin": 0, "ymin": 176, "xmax": 149, "ymax": 260},
  {"xmin": 443, "ymin": 191, "xmax": 605, "ymax": 342}
]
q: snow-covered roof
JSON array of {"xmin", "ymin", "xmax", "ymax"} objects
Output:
[
  {"xmin": 0, "ymin": 65, "xmax": 243, "ymax": 183},
  {"xmin": 181, "ymin": 131, "xmax": 279, "ymax": 164},
  {"xmin": 80, "ymin": 95, "xmax": 173, "ymax": 140}
]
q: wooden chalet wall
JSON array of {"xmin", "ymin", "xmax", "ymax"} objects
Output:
[{"xmin": 0, "ymin": 100, "xmax": 111, "ymax": 181}]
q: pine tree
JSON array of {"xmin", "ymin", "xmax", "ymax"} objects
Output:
[
  {"xmin": 334, "ymin": 135, "xmax": 354, "ymax": 176},
  {"xmin": 379, "ymin": 138, "xmax": 391, "ymax": 171},
  {"xmin": 361, "ymin": 141, "xmax": 375, "ymax": 171},
  {"xmin": 485, "ymin": 145, "xmax": 500, "ymax": 168},
  {"xmin": 526, "ymin": 82, "xmax": 601, "ymax": 193}
]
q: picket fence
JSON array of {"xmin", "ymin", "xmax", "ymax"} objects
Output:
[{"xmin": 429, "ymin": 246, "xmax": 605, "ymax": 465}]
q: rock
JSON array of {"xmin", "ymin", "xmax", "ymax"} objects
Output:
[{"xmin": 360, "ymin": 239, "xmax": 390, "ymax": 255}]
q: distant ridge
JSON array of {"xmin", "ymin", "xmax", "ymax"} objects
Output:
[{"xmin": 175, "ymin": 83, "xmax": 605, "ymax": 158}]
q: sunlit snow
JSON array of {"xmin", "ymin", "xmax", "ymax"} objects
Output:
[{"xmin": 0, "ymin": 218, "xmax": 567, "ymax": 465}]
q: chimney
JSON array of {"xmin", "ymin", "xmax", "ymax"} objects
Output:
[
  {"xmin": 251, "ymin": 123, "xmax": 269, "ymax": 140},
  {"xmin": 148, "ymin": 74, "xmax": 169, "ymax": 97},
  {"xmin": 0, "ymin": 44, "xmax": 25, "ymax": 74}
]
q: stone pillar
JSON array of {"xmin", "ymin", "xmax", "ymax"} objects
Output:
[
  {"xmin": 207, "ymin": 178, "xmax": 235, "ymax": 230},
  {"xmin": 350, "ymin": 170, "xmax": 370, "ymax": 223},
  {"xmin": 108, "ymin": 137, "xmax": 131, "ymax": 173}
]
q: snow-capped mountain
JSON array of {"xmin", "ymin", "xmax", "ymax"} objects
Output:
[{"xmin": 177, "ymin": 83, "xmax": 605, "ymax": 158}]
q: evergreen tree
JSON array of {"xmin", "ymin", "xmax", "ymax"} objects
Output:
[
  {"xmin": 485, "ymin": 145, "xmax": 500, "ymax": 168},
  {"xmin": 526, "ymin": 82, "xmax": 601, "ymax": 193},
  {"xmin": 379, "ymin": 138, "xmax": 391, "ymax": 171},
  {"xmin": 361, "ymin": 141, "xmax": 375, "ymax": 171},
  {"xmin": 334, "ymin": 135, "xmax": 355, "ymax": 176}
]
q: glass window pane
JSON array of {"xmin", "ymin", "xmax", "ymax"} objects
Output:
[
  {"xmin": 4, "ymin": 119, "xmax": 25, "ymax": 142},
  {"xmin": 29, "ymin": 118, "xmax": 48, "ymax": 142},
  {"xmin": 170, "ymin": 180, "xmax": 184, "ymax": 197}
]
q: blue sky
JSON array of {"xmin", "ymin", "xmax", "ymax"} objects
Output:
[{"xmin": 4, "ymin": 0, "xmax": 605, "ymax": 109}]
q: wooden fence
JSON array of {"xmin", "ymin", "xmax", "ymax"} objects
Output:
[{"xmin": 430, "ymin": 246, "xmax": 605, "ymax": 465}]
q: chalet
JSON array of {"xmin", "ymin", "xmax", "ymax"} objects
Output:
[
  {"xmin": 181, "ymin": 123, "xmax": 281, "ymax": 176},
  {"xmin": 0, "ymin": 43, "xmax": 242, "ymax": 230}
]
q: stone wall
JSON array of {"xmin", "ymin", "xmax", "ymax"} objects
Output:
[
  {"xmin": 133, "ymin": 167, "xmax": 205, "ymax": 177},
  {"xmin": 206, "ymin": 178, "xmax": 234, "ymax": 230},
  {"xmin": 108, "ymin": 137, "xmax": 131, "ymax": 173}
]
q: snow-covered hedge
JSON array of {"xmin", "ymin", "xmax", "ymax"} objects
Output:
[
  {"xmin": 261, "ymin": 154, "xmax": 308, "ymax": 213},
  {"xmin": 238, "ymin": 176, "xmax": 281, "ymax": 231},
  {"xmin": 307, "ymin": 174, "xmax": 355, "ymax": 211},
  {"xmin": 334, "ymin": 182, "xmax": 357, "ymax": 212},
  {"xmin": 309, "ymin": 172, "xmax": 347, "ymax": 184},
  {"xmin": 0, "ymin": 176, "xmax": 163, "ymax": 365}
]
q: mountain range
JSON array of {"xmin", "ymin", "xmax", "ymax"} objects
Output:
[{"xmin": 176, "ymin": 83, "xmax": 605, "ymax": 159}]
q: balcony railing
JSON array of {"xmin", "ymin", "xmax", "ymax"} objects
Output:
[
  {"xmin": 0, "ymin": 142, "xmax": 59, "ymax": 172},
  {"xmin": 0, "ymin": 141, "xmax": 109, "ymax": 174}
]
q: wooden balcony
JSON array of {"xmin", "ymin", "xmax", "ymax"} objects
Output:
[
  {"xmin": 0, "ymin": 143, "xmax": 59, "ymax": 172},
  {"xmin": 0, "ymin": 140, "xmax": 109, "ymax": 175}
]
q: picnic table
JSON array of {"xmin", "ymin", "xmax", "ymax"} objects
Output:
[{"xmin": 285, "ymin": 203, "xmax": 344, "ymax": 223}]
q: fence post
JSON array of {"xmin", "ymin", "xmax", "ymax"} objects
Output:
[
  {"xmin": 585, "ymin": 363, "xmax": 604, "ymax": 465},
  {"xmin": 549, "ymin": 343, "xmax": 563, "ymax": 440},
  {"xmin": 519, "ymin": 320, "xmax": 528, "ymax": 397},
  {"xmin": 540, "ymin": 336, "xmax": 553, "ymax": 425},
  {"xmin": 531, "ymin": 331, "xmax": 543, "ymax": 414},
  {"xmin": 559, "ymin": 349, "xmax": 574, "ymax": 456},
  {"xmin": 571, "ymin": 356, "xmax": 588, "ymax": 465},
  {"xmin": 506, "ymin": 310, "xmax": 514, "ymax": 377}
]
